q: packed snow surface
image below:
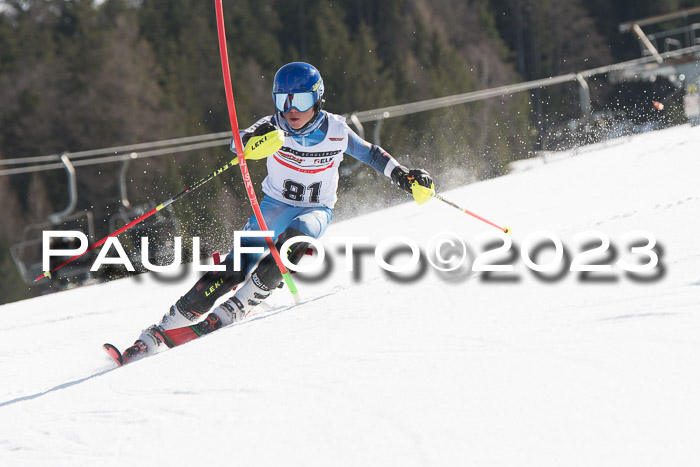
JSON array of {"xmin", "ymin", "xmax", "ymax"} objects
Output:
[{"xmin": 1, "ymin": 124, "xmax": 699, "ymax": 466}]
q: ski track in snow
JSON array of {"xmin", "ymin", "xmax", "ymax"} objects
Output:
[
  {"xmin": 0, "ymin": 369, "xmax": 115, "ymax": 408},
  {"xmin": 1, "ymin": 124, "xmax": 700, "ymax": 466}
]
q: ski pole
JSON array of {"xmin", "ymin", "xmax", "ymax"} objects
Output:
[
  {"xmin": 411, "ymin": 182, "xmax": 511, "ymax": 234},
  {"xmin": 35, "ymin": 156, "xmax": 242, "ymax": 282},
  {"xmin": 433, "ymin": 192, "xmax": 511, "ymax": 234},
  {"xmin": 214, "ymin": 0, "xmax": 300, "ymax": 302}
]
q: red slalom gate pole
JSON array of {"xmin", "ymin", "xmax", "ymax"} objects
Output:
[{"xmin": 214, "ymin": 0, "xmax": 299, "ymax": 300}]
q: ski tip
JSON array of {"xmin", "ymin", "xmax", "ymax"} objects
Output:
[{"xmin": 103, "ymin": 343, "xmax": 124, "ymax": 366}]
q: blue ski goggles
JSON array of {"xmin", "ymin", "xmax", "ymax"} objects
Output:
[{"xmin": 274, "ymin": 92, "xmax": 316, "ymax": 113}]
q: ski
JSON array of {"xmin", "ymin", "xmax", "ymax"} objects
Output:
[
  {"xmin": 158, "ymin": 303, "xmax": 272, "ymax": 348},
  {"xmin": 102, "ymin": 343, "xmax": 123, "ymax": 366},
  {"xmin": 158, "ymin": 313, "xmax": 222, "ymax": 348},
  {"xmin": 101, "ymin": 314, "xmax": 224, "ymax": 367},
  {"xmin": 102, "ymin": 340, "xmax": 150, "ymax": 366},
  {"xmin": 102, "ymin": 301, "xmax": 293, "ymax": 367}
]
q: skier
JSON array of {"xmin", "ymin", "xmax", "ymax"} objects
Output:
[{"xmin": 126, "ymin": 62, "xmax": 433, "ymax": 360}]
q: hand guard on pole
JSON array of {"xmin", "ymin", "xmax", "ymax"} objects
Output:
[{"xmin": 229, "ymin": 123, "xmax": 285, "ymax": 164}]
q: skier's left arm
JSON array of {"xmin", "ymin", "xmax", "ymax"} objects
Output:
[{"xmin": 344, "ymin": 125, "xmax": 433, "ymax": 194}]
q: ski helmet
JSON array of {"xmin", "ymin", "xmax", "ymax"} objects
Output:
[{"xmin": 272, "ymin": 62, "xmax": 325, "ymax": 116}]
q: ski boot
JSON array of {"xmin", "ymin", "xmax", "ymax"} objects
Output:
[
  {"xmin": 102, "ymin": 339, "xmax": 150, "ymax": 366},
  {"xmin": 121, "ymin": 340, "xmax": 149, "ymax": 364}
]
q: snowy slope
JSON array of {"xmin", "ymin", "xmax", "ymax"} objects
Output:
[{"xmin": 1, "ymin": 124, "xmax": 699, "ymax": 467}]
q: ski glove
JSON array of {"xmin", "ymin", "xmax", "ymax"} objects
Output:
[
  {"xmin": 241, "ymin": 121, "xmax": 278, "ymax": 147},
  {"xmin": 391, "ymin": 166, "xmax": 433, "ymax": 194}
]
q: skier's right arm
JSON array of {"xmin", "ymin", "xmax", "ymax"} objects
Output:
[{"xmin": 230, "ymin": 117, "xmax": 278, "ymax": 154}]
